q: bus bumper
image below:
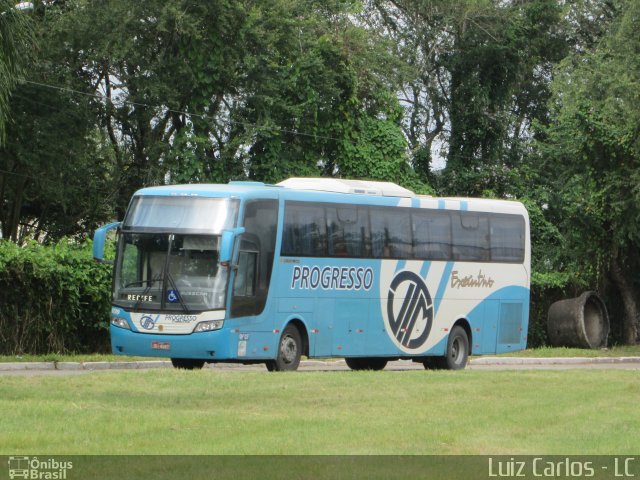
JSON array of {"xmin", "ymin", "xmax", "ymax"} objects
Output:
[{"xmin": 110, "ymin": 324, "xmax": 232, "ymax": 360}]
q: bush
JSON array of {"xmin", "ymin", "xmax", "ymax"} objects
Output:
[{"xmin": 0, "ymin": 239, "xmax": 112, "ymax": 354}]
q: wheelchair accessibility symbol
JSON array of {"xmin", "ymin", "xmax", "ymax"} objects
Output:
[{"xmin": 167, "ymin": 290, "xmax": 179, "ymax": 303}]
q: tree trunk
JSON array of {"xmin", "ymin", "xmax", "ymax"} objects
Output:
[
  {"xmin": 610, "ymin": 255, "xmax": 639, "ymax": 345},
  {"xmin": 8, "ymin": 175, "xmax": 27, "ymax": 243}
]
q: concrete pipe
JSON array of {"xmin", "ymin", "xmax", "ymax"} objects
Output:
[{"xmin": 547, "ymin": 291, "xmax": 609, "ymax": 349}]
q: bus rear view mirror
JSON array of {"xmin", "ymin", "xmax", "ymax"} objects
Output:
[
  {"xmin": 93, "ymin": 221, "xmax": 121, "ymax": 262},
  {"xmin": 219, "ymin": 227, "xmax": 245, "ymax": 264}
]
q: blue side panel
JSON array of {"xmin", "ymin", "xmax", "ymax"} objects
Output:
[
  {"xmin": 332, "ymin": 298, "xmax": 369, "ymax": 355},
  {"xmin": 312, "ymin": 298, "xmax": 334, "ymax": 356},
  {"xmin": 464, "ymin": 286, "xmax": 530, "ymax": 353},
  {"xmin": 278, "ymin": 255, "xmax": 530, "ymax": 358},
  {"xmin": 428, "ymin": 335, "xmax": 448, "ymax": 356},
  {"xmin": 479, "ymin": 300, "xmax": 500, "ymax": 354}
]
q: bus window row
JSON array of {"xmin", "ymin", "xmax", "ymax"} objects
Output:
[{"xmin": 281, "ymin": 201, "xmax": 525, "ymax": 263}]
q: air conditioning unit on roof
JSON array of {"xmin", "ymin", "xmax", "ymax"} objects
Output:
[{"xmin": 277, "ymin": 177, "xmax": 415, "ymax": 198}]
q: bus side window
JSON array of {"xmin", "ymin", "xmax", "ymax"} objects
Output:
[
  {"xmin": 282, "ymin": 202, "xmax": 327, "ymax": 256},
  {"xmin": 413, "ymin": 211, "xmax": 452, "ymax": 261},
  {"xmin": 451, "ymin": 213, "xmax": 490, "ymax": 262},
  {"xmin": 490, "ymin": 215, "xmax": 525, "ymax": 262},
  {"xmin": 326, "ymin": 206, "xmax": 370, "ymax": 258},
  {"xmin": 234, "ymin": 250, "xmax": 257, "ymax": 297},
  {"xmin": 370, "ymin": 207, "xmax": 412, "ymax": 259}
]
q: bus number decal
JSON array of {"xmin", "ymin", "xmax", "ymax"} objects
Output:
[
  {"xmin": 291, "ymin": 265, "xmax": 374, "ymax": 291},
  {"xmin": 386, "ymin": 271, "xmax": 434, "ymax": 351}
]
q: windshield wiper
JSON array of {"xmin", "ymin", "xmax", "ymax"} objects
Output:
[
  {"xmin": 165, "ymin": 271, "xmax": 191, "ymax": 313},
  {"xmin": 132, "ymin": 273, "xmax": 163, "ymax": 311}
]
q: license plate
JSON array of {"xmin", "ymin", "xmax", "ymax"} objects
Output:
[{"xmin": 151, "ymin": 341, "xmax": 171, "ymax": 351}]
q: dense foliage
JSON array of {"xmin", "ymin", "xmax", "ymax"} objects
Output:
[
  {"xmin": 536, "ymin": 0, "xmax": 640, "ymax": 343},
  {"xmin": 0, "ymin": 0, "xmax": 33, "ymax": 143},
  {"xmin": 0, "ymin": 240, "xmax": 111, "ymax": 354},
  {"xmin": 0, "ymin": 0, "xmax": 638, "ymax": 351}
]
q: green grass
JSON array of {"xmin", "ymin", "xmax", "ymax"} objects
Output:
[
  {"xmin": 0, "ymin": 353, "xmax": 154, "ymax": 363},
  {"xmin": 1, "ymin": 369, "xmax": 638, "ymax": 455},
  {"xmin": 502, "ymin": 345, "xmax": 640, "ymax": 358},
  {"xmin": 2, "ymin": 345, "xmax": 639, "ymax": 364}
]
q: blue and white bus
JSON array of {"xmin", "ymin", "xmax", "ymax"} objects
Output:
[{"xmin": 94, "ymin": 177, "xmax": 530, "ymax": 371}]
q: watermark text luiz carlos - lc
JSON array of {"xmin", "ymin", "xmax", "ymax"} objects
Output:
[{"xmin": 488, "ymin": 457, "xmax": 637, "ymax": 478}]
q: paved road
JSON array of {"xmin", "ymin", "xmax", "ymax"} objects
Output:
[{"xmin": 1, "ymin": 357, "xmax": 639, "ymax": 376}]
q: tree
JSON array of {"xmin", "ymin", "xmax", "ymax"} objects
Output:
[
  {"xmin": 0, "ymin": 0, "xmax": 33, "ymax": 144},
  {"xmin": 0, "ymin": 83, "xmax": 115, "ymax": 242},
  {"xmin": 2, "ymin": 0, "xmax": 417, "ymax": 242},
  {"xmin": 441, "ymin": 0, "xmax": 567, "ymax": 196},
  {"xmin": 366, "ymin": 0, "xmax": 567, "ymax": 197},
  {"xmin": 0, "ymin": 2, "xmax": 115, "ymax": 242},
  {"xmin": 538, "ymin": 0, "xmax": 640, "ymax": 343}
]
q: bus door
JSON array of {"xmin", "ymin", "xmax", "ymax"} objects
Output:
[{"xmin": 229, "ymin": 200, "xmax": 279, "ymax": 356}]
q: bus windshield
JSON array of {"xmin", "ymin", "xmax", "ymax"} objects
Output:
[
  {"xmin": 114, "ymin": 233, "xmax": 228, "ymax": 312},
  {"xmin": 123, "ymin": 196, "xmax": 238, "ymax": 234}
]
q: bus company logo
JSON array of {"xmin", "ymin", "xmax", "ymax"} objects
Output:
[
  {"xmin": 291, "ymin": 265, "xmax": 374, "ymax": 291},
  {"xmin": 8, "ymin": 456, "xmax": 73, "ymax": 479},
  {"xmin": 139, "ymin": 314, "xmax": 159, "ymax": 330},
  {"xmin": 386, "ymin": 271, "xmax": 433, "ymax": 351}
]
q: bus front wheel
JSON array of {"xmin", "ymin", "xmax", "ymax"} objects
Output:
[
  {"xmin": 171, "ymin": 358, "xmax": 205, "ymax": 370},
  {"xmin": 266, "ymin": 324, "xmax": 302, "ymax": 372}
]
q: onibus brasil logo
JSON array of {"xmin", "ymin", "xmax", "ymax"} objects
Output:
[
  {"xmin": 8, "ymin": 457, "xmax": 73, "ymax": 479},
  {"xmin": 385, "ymin": 271, "xmax": 433, "ymax": 352}
]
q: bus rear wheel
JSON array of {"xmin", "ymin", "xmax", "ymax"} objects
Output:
[
  {"xmin": 171, "ymin": 358, "xmax": 205, "ymax": 370},
  {"xmin": 266, "ymin": 324, "xmax": 302, "ymax": 372},
  {"xmin": 443, "ymin": 326, "xmax": 469, "ymax": 370},
  {"xmin": 345, "ymin": 357, "xmax": 388, "ymax": 371},
  {"xmin": 422, "ymin": 326, "xmax": 469, "ymax": 370}
]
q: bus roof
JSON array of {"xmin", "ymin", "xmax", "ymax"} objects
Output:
[
  {"xmin": 277, "ymin": 177, "xmax": 415, "ymax": 198},
  {"xmin": 133, "ymin": 182, "xmax": 276, "ymax": 197},
  {"xmin": 132, "ymin": 179, "xmax": 527, "ymax": 216}
]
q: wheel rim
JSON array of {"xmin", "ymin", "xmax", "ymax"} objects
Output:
[
  {"xmin": 451, "ymin": 337, "xmax": 462, "ymax": 364},
  {"xmin": 280, "ymin": 335, "xmax": 298, "ymax": 364}
]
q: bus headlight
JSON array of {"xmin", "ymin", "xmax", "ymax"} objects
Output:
[
  {"xmin": 193, "ymin": 320, "xmax": 223, "ymax": 333},
  {"xmin": 111, "ymin": 317, "xmax": 131, "ymax": 330}
]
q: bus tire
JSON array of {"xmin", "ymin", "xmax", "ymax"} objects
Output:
[
  {"xmin": 345, "ymin": 358, "xmax": 365, "ymax": 370},
  {"xmin": 171, "ymin": 358, "xmax": 205, "ymax": 370},
  {"xmin": 443, "ymin": 326, "xmax": 469, "ymax": 370},
  {"xmin": 345, "ymin": 357, "xmax": 388, "ymax": 371},
  {"xmin": 266, "ymin": 324, "xmax": 302, "ymax": 372},
  {"xmin": 422, "ymin": 357, "xmax": 445, "ymax": 370},
  {"xmin": 365, "ymin": 358, "xmax": 387, "ymax": 371}
]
